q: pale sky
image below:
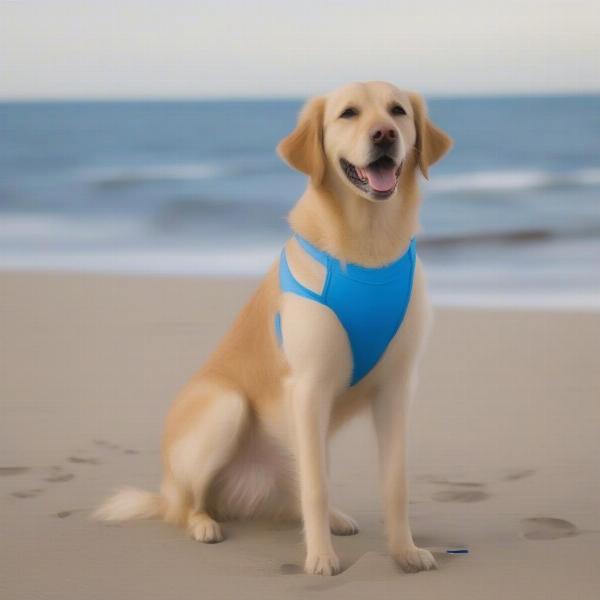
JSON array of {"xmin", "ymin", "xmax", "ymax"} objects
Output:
[{"xmin": 1, "ymin": 0, "xmax": 599, "ymax": 99}]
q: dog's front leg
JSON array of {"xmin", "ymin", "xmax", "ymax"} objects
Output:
[
  {"xmin": 372, "ymin": 377, "xmax": 437, "ymax": 573},
  {"xmin": 291, "ymin": 378, "xmax": 340, "ymax": 576}
]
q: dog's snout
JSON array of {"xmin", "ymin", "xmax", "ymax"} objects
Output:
[{"xmin": 370, "ymin": 125, "xmax": 397, "ymax": 148}]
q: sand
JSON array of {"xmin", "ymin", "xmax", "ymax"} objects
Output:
[{"xmin": 1, "ymin": 271, "xmax": 599, "ymax": 599}]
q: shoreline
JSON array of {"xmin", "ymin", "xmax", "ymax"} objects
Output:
[{"xmin": 1, "ymin": 268, "xmax": 598, "ymax": 311}]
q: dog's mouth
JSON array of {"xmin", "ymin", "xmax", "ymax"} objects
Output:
[{"xmin": 340, "ymin": 156, "xmax": 402, "ymax": 199}]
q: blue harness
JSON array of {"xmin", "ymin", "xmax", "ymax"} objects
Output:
[{"xmin": 275, "ymin": 235, "xmax": 417, "ymax": 386}]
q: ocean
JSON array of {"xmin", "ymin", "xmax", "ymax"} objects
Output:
[{"xmin": 1, "ymin": 95, "xmax": 599, "ymax": 308}]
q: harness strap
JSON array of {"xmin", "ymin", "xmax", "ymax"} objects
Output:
[{"xmin": 293, "ymin": 234, "xmax": 330, "ymax": 267}]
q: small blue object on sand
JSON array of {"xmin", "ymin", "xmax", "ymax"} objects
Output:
[{"xmin": 429, "ymin": 547, "xmax": 470, "ymax": 555}]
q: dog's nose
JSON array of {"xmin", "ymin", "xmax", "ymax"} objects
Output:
[{"xmin": 370, "ymin": 125, "xmax": 397, "ymax": 147}]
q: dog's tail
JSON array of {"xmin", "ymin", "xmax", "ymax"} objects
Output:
[{"xmin": 93, "ymin": 486, "xmax": 164, "ymax": 522}]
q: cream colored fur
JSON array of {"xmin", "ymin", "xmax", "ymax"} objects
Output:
[{"xmin": 95, "ymin": 81, "xmax": 452, "ymax": 576}]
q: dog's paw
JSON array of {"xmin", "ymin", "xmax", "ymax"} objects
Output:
[
  {"xmin": 393, "ymin": 546, "xmax": 437, "ymax": 573},
  {"xmin": 188, "ymin": 514, "xmax": 224, "ymax": 543},
  {"xmin": 330, "ymin": 507, "xmax": 359, "ymax": 536},
  {"xmin": 305, "ymin": 552, "xmax": 341, "ymax": 576}
]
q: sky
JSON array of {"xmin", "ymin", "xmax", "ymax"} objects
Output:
[{"xmin": 1, "ymin": 0, "xmax": 599, "ymax": 99}]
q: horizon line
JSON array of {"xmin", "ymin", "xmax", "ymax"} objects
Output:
[{"xmin": 1, "ymin": 89, "xmax": 600, "ymax": 103}]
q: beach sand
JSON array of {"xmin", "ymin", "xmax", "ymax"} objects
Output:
[{"xmin": 1, "ymin": 272, "xmax": 599, "ymax": 599}]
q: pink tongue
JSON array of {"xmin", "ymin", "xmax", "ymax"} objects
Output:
[{"xmin": 364, "ymin": 166, "xmax": 397, "ymax": 192}]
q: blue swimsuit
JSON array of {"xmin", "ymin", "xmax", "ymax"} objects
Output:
[{"xmin": 275, "ymin": 235, "xmax": 417, "ymax": 386}]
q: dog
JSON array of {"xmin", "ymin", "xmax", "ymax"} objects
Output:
[{"xmin": 95, "ymin": 81, "xmax": 452, "ymax": 576}]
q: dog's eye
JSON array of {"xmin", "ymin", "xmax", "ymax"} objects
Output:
[
  {"xmin": 390, "ymin": 104, "xmax": 406, "ymax": 116},
  {"xmin": 339, "ymin": 107, "xmax": 358, "ymax": 119}
]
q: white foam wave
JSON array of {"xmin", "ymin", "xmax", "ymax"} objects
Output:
[
  {"xmin": 78, "ymin": 155, "xmax": 283, "ymax": 187},
  {"xmin": 0, "ymin": 215, "xmax": 142, "ymax": 242},
  {"xmin": 1, "ymin": 247, "xmax": 598, "ymax": 310},
  {"xmin": 80, "ymin": 162, "xmax": 224, "ymax": 186},
  {"xmin": 426, "ymin": 167, "xmax": 600, "ymax": 193},
  {"xmin": 577, "ymin": 168, "xmax": 600, "ymax": 186},
  {"xmin": 80, "ymin": 162, "xmax": 600, "ymax": 193},
  {"xmin": 0, "ymin": 247, "xmax": 277, "ymax": 277},
  {"xmin": 433, "ymin": 291, "xmax": 600, "ymax": 311}
]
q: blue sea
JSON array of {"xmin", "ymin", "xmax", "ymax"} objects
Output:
[{"xmin": 1, "ymin": 96, "xmax": 599, "ymax": 308}]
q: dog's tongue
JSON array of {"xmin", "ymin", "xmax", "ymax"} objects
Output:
[{"xmin": 363, "ymin": 164, "xmax": 397, "ymax": 192}]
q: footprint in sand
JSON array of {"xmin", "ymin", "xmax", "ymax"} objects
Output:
[
  {"xmin": 0, "ymin": 467, "xmax": 30, "ymax": 477},
  {"xmin": 425, "ymin": 476, "xmax": 490, "ymax": 503},
  {"xmin": 433, "ymin": 489, "xmax": 490, "ymax": 503},
  {"xmin": 94, "ymin": 439, "xmax": 139, "ymax": 455},
  {"xmin": 45, "ymin": 467, "xmax": 75, "ymax": 483},
  {"xmin": 12, "ymin": 488, "xmax": 44, "ymax": 499},
  {"xmin": 280, "ymin": 563, "xmax": 303, "ymax": 575},
  {"xmin": 504, "ymin": 469, "xmax": 536, "ymax": 481},
  {"xmin": 56, "ymin": 509, "xmax": 82, "ymax": 519},
  {"xmin": 68, "ymin": 456, "xmax": 100, "ymax": 465},
  {"xmin": 93, "ymin": 439, "xmax": 120, "ymax": 450},
  {"xmin": 434, "ymin": 479, "xmax": 486, "ymax": 488},
  {"xmin": 521, "ymin": 517, "xmax": 578, "ymax": 540}
]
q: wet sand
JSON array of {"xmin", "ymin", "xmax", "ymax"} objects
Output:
[{"xmin": 1, "ymin": 271, "xmax": 599, "ymax": 599}]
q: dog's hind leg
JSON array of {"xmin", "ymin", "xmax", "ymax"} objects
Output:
[{"xmin": 165, "ymin": 382, "xmax": 248, "ymax": 543}]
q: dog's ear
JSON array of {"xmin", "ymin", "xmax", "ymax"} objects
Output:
[
  {"xmin": 409, "ymin": 93, "xmax": 453, "ymax": 179},
  {"xmin": 277, "ymin": 97, "xmax": 326, "ymax": 186}
]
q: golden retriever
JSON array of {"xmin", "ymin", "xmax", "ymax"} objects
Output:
[{"xmin": 95, "ymin": 81, "xmax": 452, "ymax": 576}]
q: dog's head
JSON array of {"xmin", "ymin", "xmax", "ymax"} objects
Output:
[{"xmin": 278, "ymin": 81, "xmax": 452, "ymax": 202}]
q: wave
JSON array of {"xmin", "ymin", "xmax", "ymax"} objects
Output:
[
  {"xmin": 426, "ymin": 167, "xmax": 600, "ymax": 194},
  {"xmin": 1, "ymin": 249, "xmax": 598, "ymax": 310},
  {"xmin": 79, "ymin": 156, "xmax": 281, "ymax": 189},
  {"xmin": 1, "ymin": 211, "xmax": 598, "ymax": 252},
  {"xmin": 418, "ymin": 226, "xmax": 600, "ymax": 248},
  {"xmin": 432, "ymin": 291, "xmax": 600, "ymax": 311},
  {"xmin": 80, "ymin": 162, "xmax": 224, "ymax": 188},
  {"xmin": 83, "ymin": 159, "xmax": 600, "ymax": 194},
  {"xmin": 0, "ymin": 247, "xmax": 278, "ymax": 277},
  {"xmin": 0, "ymin": 214, "xmax": 143, "ymax": 242}
]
